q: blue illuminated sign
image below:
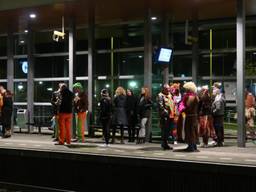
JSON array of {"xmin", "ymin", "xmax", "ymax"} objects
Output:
[{"xmin": 21, "ymin": 61, "xmax": 28, "ymax": 74}]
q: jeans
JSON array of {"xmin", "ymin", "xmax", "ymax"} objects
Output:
[{"xmin": 139, "ymin": 118, "xmax": 148, "ymax": 138}]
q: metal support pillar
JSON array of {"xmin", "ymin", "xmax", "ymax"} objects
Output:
[
  {"xmin": 161, "ymin": 11, "xmax": 169, "ymax": 85},
  {"xmin": 69, "ymin": 17, "xmax": 77, "ymax": 138},
  {"xmin": 144, "ymin": 4, "xmax": 152, "ymax": 142},
  {"xmin": 27, "ymin": 28, "xmax": 34, "ymax": 132},
  {"xmin": 192, "ymin": 10, "xmax": 199, "ymax": 84},
  {"xmin": 7, "ymin": 30, "xmax": 14, "ymax": 94},
  {"xmin": 144, "ymin": 7, "xmax": 152, "ymax": 93},
  {"xmin": 7, "ymin": 29, "xmax": 14, "ymax": 132},
  {"xmin": 237, "ymin": 0, "xmax": 246, "ymax": 147},
  {"xmin": 69, "ymin": 17, "xmax": 76, "ymax": 90},
  {"xmin": 88, "ymin": 0, "xmax": 95, "ymax": 137}
]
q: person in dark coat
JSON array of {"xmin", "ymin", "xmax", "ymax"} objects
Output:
[
  {"xmin": 57, "ymin": 84, "xmax": 74, "ymax": 145},
  {"xmin": 137, "ymin": 87, "xmax": 152, "ymax": 144},
  {"xmin": 126, "ymin": 89, "xmax": 138, "ymax": 142},
  {"xmin": 157, "ymin": 84, "xmax": 176, "ymax": 150},
  {"xmin": 112, "ymin": 86, "xmax": 128, "ymax": 144},
  {"xmin": 99, "ymin": 89, "xmax": 112, "ymax": 146},
  {"xmin": 0, "ymin": 85, "xmax": 13, "ymax": 138},
  {"xmin": 198, "ymin": 86, "xmax": 215, "ymax": 147},
  {"xmin": 50, "ymin": 83, "xmax": 62, "ymax": 141},
  {"xmin": 212, "ymin": 82, "xmax": 225, "ymax": 147}
]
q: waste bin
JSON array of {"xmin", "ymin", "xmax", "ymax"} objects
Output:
[{"xmin": 16, "ymin": 109, "xmax": 28, "ymax": 132}]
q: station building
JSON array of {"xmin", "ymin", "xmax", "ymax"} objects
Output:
[{"xmin": 0, "ymin": 0, "xmax": 251, "ymax": 146}]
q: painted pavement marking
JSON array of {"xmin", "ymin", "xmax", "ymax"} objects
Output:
[
  {"xmin": 174, "ymin": 154, "xmax": 187, "ymax": 157},
  {"xmin": 196, "ymin": 156, "xmax": 209, "ymax": 159},
  {"xmin": 153, "ymin": 153, "xmax": 165, "ymax": 156},
  {"xmin": 18, "ymin": 143, "xmax": 27, "ymax": 146},
  {"xmin": 4, "ymin": 143, "xmax": 13, "ymax": 145},
  {"xmin": 219, "ymin": 157, "xmax": 232, "ymax": 161},
  {"xmin": 114, "ymin": 149, "xmax": 124, "ymax": 153},
  {"xmin": 244, "ymin": 159, "xmax": 256, "ymax": 163},
  {"xmin": 97, "ymin": 148, "xmax": 107, "ymax": 151}
]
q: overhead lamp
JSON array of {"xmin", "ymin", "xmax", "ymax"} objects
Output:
[
  {"xmin": 151, "ymin": 16, "xmax": 157, "ymax": 21},
  {"xmin": 24, "ymin": 30, "xmax": 28, "ymax": 33},
  {"xmin": 18, "ymin": 84, "xmax": 24, "ymax": 90},
  {"xmin": 129, "ymin": 81, "xmax": 137, "ymax": 88},
  {"xmin": 29, "ymin": 13, "xmax": 36, "ymax": 19}
]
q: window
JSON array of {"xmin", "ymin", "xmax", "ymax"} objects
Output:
[
  {"xmin": 34, "ymin": 81, "xmax": 65, "ymax": 102},
  {"xmin": 172, "ymin": 55, "xmax": 192, "ymax": 77},
  {"xmin": 96, "ymin": 24, "xmax": 144, "ymax": 50},
  {"xmin": 76, "ymin": 28, "xmax": 88, "ymax": 51},
  {"xmin": 0, "ymin": 60, "xmax": 7, "ymax": 79},
  {"xmin": 35, "ymin": 31, "xmax": 68, "ymax": 53},
  {"xmin": 114, "ymin": 52, "xmax": 144, "ymax": 75},
  {"xmin": 172, "ymin": 32, "xmax": 191, "ymax": 50},
  {"xmin": 95, "ymin": 53, "xmax": 111, "ymax": 76},
  {"xmin": 199, "ymin": 28, "xmax": 236, "ymax": 49},
  {"xmin": 14, "ymin": 82, "xmax": 27, "ymax": 102},
  {"xmin": 14, "ymin": 34, "xmax": 27, "ymax": 55},
  {"xmin": 0, "ymin": 36, "xmax": 7, "ymax": 56},
  {"xmin": 14, "ymin": 59, "xmax": 28, "ymax": 78},
  {"xmin": 76, "ymin": 55, "xmax": 88, "ymax": 76},
  {"xmin": 199, "ymin": 53, "xmax": 236, "ymax": 77},
  {"xmin": 34, "ymin": 56, "xmax": 69, "ymax": 78}
]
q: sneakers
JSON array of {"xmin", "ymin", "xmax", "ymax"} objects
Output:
[
  {"xmin": 208, "ymin": 141, "xmax": 217, "ymax": 146},
  {"xmin": 54, "ymin": 142, "xmax": 64, "ymax": 145},
  {"xmin": 199, "ymin": 143, "xmax": 208, "ymax": 148},
  {"xmin": 100, "ymin": 143, "xmax": 110, "ymax": 147}
]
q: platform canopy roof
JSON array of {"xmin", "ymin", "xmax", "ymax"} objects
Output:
[{"xmin": 0, "ymin": 0, "xmax": 255, "ymax": 33}]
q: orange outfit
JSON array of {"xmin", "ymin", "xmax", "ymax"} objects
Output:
[{"xmin": 58, "ymin": 113, "xmax": 72, "ymax": 144}]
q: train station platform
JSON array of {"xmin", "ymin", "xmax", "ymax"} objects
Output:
[{"xmin": 0, "ymin": 134, "xmax": 255, "ymax": 191}]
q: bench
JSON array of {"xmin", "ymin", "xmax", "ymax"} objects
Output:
[{"xmin": 25, "ymin": 117, "xmax": 51, "ymax": 134}]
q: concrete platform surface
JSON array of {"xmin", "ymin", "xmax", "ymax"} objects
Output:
[{"xmin": 0, "ymin": 134, "xmax": 256, "ymax": 167}]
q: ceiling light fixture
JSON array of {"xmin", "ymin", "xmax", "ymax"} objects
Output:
[{"xmin": 29, "ymin": 13, "xmax": 36, "ymax": 19}]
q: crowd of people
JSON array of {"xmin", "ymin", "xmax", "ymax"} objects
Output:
[
  {"xmin": 46, "ymin": 81, "xmax": 256, "ymax": 151},
  {"xmin": 0, "ymin": 81, "xmax": 255, "ymax": 153},
  {"xmin": 50, "ymin": 81, "xmax": 229, "ymax": 152},
  {"xmin": 51, "ymin": 82, "xmax": 88, "ymax": 145},
  {"xmin": 98, "ymin": 86, "xmax": 152, "ymax": 146}
]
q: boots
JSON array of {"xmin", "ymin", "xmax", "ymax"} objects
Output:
[
  {"xmin": 136, "ymin": 137, "xmax": 145, "ymax": 144},
  {"xmin": 120, "ymin": 137, "xmax": 125, "ymax": 144},
  {"xmin": 4, "ymin": 129, "xmax": 11, "ymax": 138}
]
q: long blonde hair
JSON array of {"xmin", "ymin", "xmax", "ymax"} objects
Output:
[
  {"xmin": 115, "ymin": 86, "xmax": 126, "ymax": 96},
  {"xmin": 141, "ymin": 86, "xmax": 151, "ymax": 100}
]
